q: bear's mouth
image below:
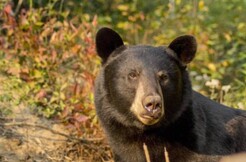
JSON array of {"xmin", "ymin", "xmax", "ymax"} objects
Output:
[
  {"xmin": 141, "ymin": 115, "xmax": 155, "ymax": 120},
  {"xmin": 138, "ymin": 113, "xmax": 162, "ymax": 125},
  {"xmin": 141, "ymin": 113, "xmax": 160, "ymax": 120}
]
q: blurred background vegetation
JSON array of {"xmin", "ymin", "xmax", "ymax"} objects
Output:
[{"xmin": 0, "ymin": 0, "xmax": 245, "ymax": 136}]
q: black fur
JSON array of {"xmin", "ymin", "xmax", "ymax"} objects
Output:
[{"xmin": 94, "ymin": 27, "xmax": 246, "ymax": 162}]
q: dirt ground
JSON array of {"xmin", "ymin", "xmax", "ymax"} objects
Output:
[{"xmin": 0, "ymin": 105, "xmax": 112, "ymax": 162}]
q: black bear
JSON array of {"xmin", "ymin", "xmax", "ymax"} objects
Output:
[{"xmin": 94, "ymin": 27, "xmax": 246, "ymax": 162}]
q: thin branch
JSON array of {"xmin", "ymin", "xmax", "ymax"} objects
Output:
[
  {"xmin": 164, "ymin": 146, "xmax": 170, "ymax": 162},
  {"xmin": 143, "ymin": 143, "xmax": 151, "ymax": 162},
  {"xmin": 14, "ymin": 0, "xmax": 23, "ymax": 14},
  {"xmin": 0, "ymin": 122, "xmax": 103, "ymax": 143},
  {"xmin": 0, "ymin": 117, "xmax": 28, "ymax": 121}
]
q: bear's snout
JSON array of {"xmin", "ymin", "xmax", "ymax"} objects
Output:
[
  {"xmin": 142, "ymin": 95, "xmax": 162, "ymax": 116},
  {"xmin": 129, "ymin": 79, "xmax": 164, "ymax": 125}
]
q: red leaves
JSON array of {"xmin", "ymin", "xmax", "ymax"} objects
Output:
[
  {"xmin": 2, "ymin": 2, "xmax": 16, "ymax": 28},
  {"xmin": 0, "ymin": 6, "xmax": 99, "ymax": 136},
  {"xmin": 7, "ymin": 66, "xmax": 20, "ymax": 76},
  {"xmin": 74, "ymin": 113, "xmax": 89, "ymax": 123},
  {"xmin": 35, "ymin": 89, "xmax": 48, "ymax": 100}
]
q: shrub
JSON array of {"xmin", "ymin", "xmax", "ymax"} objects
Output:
[{"xmin": 0, "ymin": 2, "xmax": 100, "ymax": 135}]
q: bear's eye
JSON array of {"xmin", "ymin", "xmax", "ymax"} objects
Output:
[
  {"xmin": 158, "ymin": 71, "xmax": 168, "ymax": 81},
  {"xmin": 128, "ymin": 71, "xmax": 138, "ymax": 80}
]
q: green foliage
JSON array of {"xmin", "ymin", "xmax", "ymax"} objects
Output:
[{"xmin": 82, "ymin": 0, "xmax": 246, "ymax": 108}]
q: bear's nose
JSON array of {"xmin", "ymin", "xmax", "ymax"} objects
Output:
[{"xmin": 142, "ymin": 95, "xmax": 162, "ymax": 113}]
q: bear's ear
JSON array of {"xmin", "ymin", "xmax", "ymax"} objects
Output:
[
  {"xmin": 168, "ymin": 35, "xmax": 197, "ymax": 65},
  {"xmin": 96, "ymin": 27, "xmax": 124, "ymax": 63}
]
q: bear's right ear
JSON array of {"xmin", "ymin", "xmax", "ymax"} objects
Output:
[
  {"xmin": 168, "ymin": 35, "xmax": 197, "ymax": 65},
  {"xmin": 96, "ymin": 27, "xmax": 124, "ymax": 63}
]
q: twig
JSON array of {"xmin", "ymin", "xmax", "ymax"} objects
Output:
[
  {"xmin": 14, "ymin": 0, "xmax": 23, "ymax": 14},
  {"xmin": 143, "ymin": 143, "xmax": 151, "ymax": 162},
  {"xmin": 0, "ymin": 122, "xmax": 103, "ymax": 143},
  {"xmin": 164, "ymin": 146, "xmax": 170, "ymax": 162},
  {"xmin": 0, "ymin": 117, "xmax": 28, "ymax": 121}
]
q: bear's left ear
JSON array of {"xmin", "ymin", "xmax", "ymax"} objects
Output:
[
  {"xmin": 96, "ymin": 27, "xmax": 124, "ymax": 63},
  {"xmin": 168, "ymin": 35, "xmax": 197, "ymax": 65}
]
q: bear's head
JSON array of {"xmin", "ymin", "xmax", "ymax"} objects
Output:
[{"xmin": 95, "ymin": 27, "xmax": 197, "ymax": 128}]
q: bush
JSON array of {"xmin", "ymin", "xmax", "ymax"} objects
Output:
[{"xmin": 0, "ymin": 2, "xmax": 100, "ymax": 135}]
